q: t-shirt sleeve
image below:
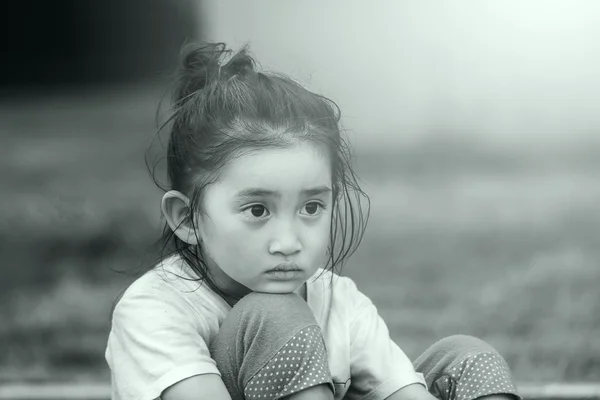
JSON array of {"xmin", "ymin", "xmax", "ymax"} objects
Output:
[
  {"xmin": 344, "ymin": 278, "xmax": 426, "ymax": 400},
  {"xmin": 105, "ymin": 286, "xmax": 221, "ymax": 400}
]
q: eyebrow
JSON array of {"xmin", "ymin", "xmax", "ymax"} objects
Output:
[{"xmin": 234, "ymin": 185, "xmax": 332, "ymax": 199}]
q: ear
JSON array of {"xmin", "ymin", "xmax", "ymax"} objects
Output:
[{"xmin": 161, "ymin": 190, "xmax": 200, "ymax": 245}]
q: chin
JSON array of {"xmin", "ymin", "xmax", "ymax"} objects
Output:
[{"xmin": 253, "ymin": 282, "xmax": 302, "ymax": 294}]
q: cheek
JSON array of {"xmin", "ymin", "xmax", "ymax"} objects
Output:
[
  {"xmin": 309, "ymin": 217, "xmax": 332, "ymax": 253},
  {"xmin": 201, "ymin": 218, "xmax": 262, "ymax": 260}
]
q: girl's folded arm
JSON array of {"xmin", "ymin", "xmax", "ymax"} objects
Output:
[
  {"xmin": 385, "ymin": 383, "xmax": 438, "ymax": 400},
  {"xmin": 162, "ymin": 374, "xmax": 232, "ymax": 400}
]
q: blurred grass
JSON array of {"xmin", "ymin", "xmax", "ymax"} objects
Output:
[{"xmin": 1, "ymin": 85, "xmax": 599, "ymax": 383}]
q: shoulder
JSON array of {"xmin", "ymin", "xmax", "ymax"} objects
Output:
[
  {"xmin": 310, "ymin": 268, "xmax": 364, "ymax": 298},
  {"xmin": 106, "ymin": 257, "xmax": 228, "ymax": 400},
  {"xmin": 309, "ymin": 268, "xmax": 359, "ymax": 290},
  {"xmin": 308, "ymin": 268, "xmax": 372, "ymax": 318},
  {"xmin": 112, "ymin": 255, "xmax": 229, "ymax": 332}
]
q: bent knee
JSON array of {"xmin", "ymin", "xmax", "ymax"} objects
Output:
[
  {"xmin": 236, "ymin": 291, "xmax": 307, "ymax": 309},
  {"xmin": 211, "ymin": 291, "xmax": 322, "ymax": 375},
  {"xmin": 234, "ymin": 291, "xmax": 311, "ymax": 320},
  {"xmin": 414, "ymin": 334, "xmax": 503, "ymax": 375},
  {"xmin": 219, "ymin": 292, "xmax": 316, "ymax": 338},
  {"xmin": 432, "ymin": 334, "xmax": 498, "ymax": 355}
]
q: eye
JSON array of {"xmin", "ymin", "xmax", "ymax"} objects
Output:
[
  {"xmin": 301, "ymin": 202, "xmax": 325, "ymax": 216},
  {"xmin": 242, "ymin": 204, "xmax": 270, "ymax": 220}
]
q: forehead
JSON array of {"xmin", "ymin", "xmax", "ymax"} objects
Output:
[{"xmin": 218, "ymin": 142, "xmax": 332, "ymax": 192}]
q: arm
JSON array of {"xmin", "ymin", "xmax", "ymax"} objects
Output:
[
  {"xmin": 386, "ymin": 383, "xmax": 438, "ymax": 400},
  {"xmin": 162, "ymin": 374, "xmax": 334, "ymax": 400},
  {"xmin": 285, "ymin": 384, "xmax": 334, "ymax": 400},
  {"xmin": 162, "ymin": 374, "xmax": 232, "ymax": 400}
]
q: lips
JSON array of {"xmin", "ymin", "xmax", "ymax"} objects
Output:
[
  {"xmin": 267, "ymin": 262, "xmax": 302, "ymax": 273},
  {"xmin": 265, "ymin": 266, "xmax": 303, "ymax": 281}
]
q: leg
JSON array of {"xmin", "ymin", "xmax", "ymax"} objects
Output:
[
  {"xmin": 209, "ymin": 292, "xmax": 334, "ymax": 400},
  {"xmin": 413, "ymin": 335, "xmax": 521, "ymax": 400}
]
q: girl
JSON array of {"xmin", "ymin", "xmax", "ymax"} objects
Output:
[{"xmin": 105, "ymin": 42, "xmax": 521, "ymax": 400}]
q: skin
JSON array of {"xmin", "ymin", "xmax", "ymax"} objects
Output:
[
  {"xmin": 164, "ymin": 141, "xmax": 333, "ymax": 301},
  {"xmin": 194, "ymin": 142, "xmax": 333, "ymax": 300}
]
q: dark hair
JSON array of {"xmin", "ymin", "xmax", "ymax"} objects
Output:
[{"xmin": 147, "ymin": 42, "xmax": 370, "ymax": 302}]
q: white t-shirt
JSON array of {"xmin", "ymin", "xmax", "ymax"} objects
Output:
[{"xmin": 106, "ymin": 255, "xmax": 425, "ymax": 400}]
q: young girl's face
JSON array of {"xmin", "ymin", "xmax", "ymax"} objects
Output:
[{"xmin": 196, "ymin": 141, "xmax": 333, "ymax": 297}]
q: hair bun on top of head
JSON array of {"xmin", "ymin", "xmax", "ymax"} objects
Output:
[{"xmin": 173, "ymin": 42, "xmax": 256, "ymax": 104}]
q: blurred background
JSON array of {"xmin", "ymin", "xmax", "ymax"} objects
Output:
[{"xmin": 2, "ymin": 0, "xmax": 599, "ymax": 387}]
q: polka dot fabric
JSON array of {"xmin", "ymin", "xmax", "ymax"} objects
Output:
[
  {"xmin": 442, "ymin": 352, "xmax": 520, "ymax": 400},
  {"xmin": 244, "ymin": 325, "xmax": 333, "ymax": 399}
]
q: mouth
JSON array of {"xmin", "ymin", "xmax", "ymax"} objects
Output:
[
  {"xmin": 267, "ymin": 262, "xmax": 302, "ymax": 272},
  {"xmin": 265, "ymin": 263, "xmax": 303, "ymax": 280}
]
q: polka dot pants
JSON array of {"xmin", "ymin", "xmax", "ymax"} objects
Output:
[
  {"xmin": 444, "ymin": 352, "xmax": 517, "ymax": 400},
  {"xmin": 209, "ymin": 292, "xmax": 334, "ymax": 400},
  {"xmin": 245, "ymin": 325, "xmax": 331, "ymax": 399},
  {"xmin": 414, "ymin": 335, "xmax": 522, "ymax": 400},
  {"xmin": 211, "ymin": 294, "xmax": 521, "ymax": 400}
]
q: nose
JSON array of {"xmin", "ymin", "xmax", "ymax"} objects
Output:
[{"xmin": 268, "ymin": 220, "xmax": 303, "ymax": 256}]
